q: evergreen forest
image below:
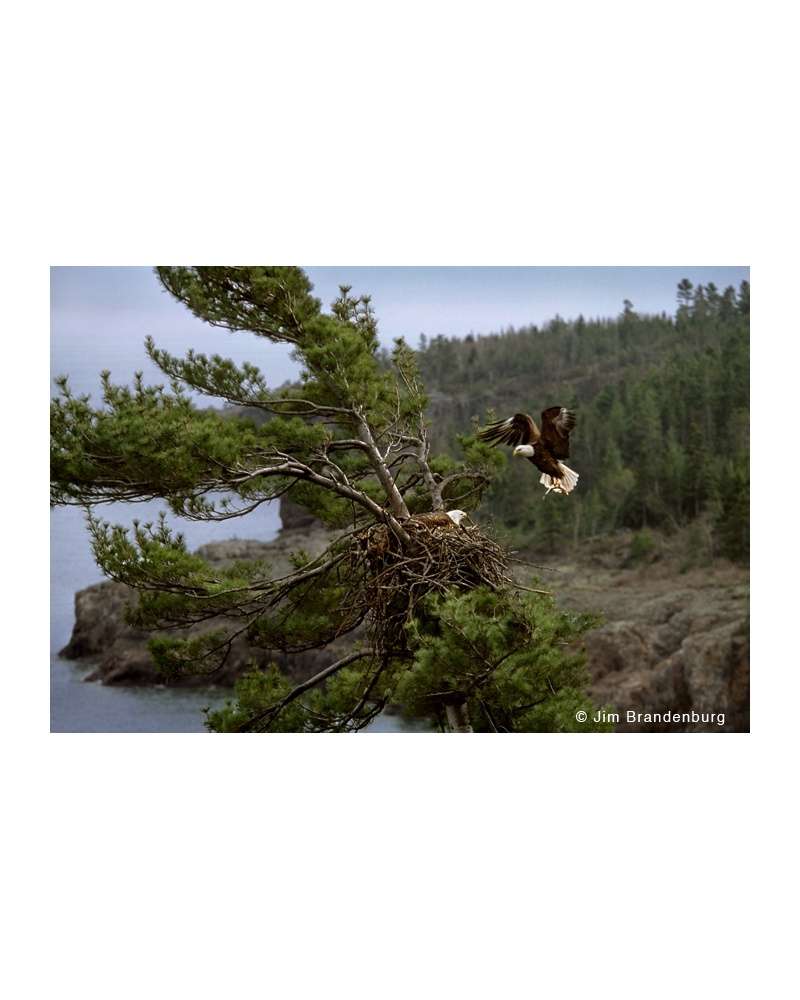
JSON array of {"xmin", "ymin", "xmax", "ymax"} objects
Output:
[{"xmin": 413, "ymin": 279, "xmax": 749, "ymax": 561}]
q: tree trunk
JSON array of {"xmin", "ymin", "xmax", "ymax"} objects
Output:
[{"xmin": 445, "ymin": 700, "xmax": 473, "ymax": 733}]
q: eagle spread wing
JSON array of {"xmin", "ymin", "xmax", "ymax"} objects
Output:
[
  {"xmin": 478, "ymin": 413, "xmax": 540, "ymax": 448},
  {"xmin": 539, "ymin": 407, "xmax": 576, "ymax": 460}
]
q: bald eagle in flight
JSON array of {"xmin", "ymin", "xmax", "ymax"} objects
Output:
[{"xmin": 479, "ymin": 408, "xmax": 579, "ymax": 496}]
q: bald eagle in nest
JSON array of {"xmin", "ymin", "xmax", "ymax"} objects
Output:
[
  {"xmin": 362, "ymin": 509, "xmax": 472, "ymax": 566},
  {"xmin": 409, "ymin": 509, "xmax": 472, "ymax": 531},
  {"xmin": 479, "ymin": 408, "xmax": 579, "ymax": 496}
]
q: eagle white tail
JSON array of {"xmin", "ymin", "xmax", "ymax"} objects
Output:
[{"xmin": 539, "ymin": 463, "xmax": 579, "ymax": 495}]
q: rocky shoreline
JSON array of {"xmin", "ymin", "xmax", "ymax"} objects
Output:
[{"xmin": 59, "ymin": 501, "xmax": 749, "ymax": 732}]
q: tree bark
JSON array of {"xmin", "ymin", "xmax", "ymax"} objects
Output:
[
  {"xmin": 445, "ymin": 700, "xmax": 473, "ymax": 733},
  {"xmin": 355, "ymin": 412, "xmax": 410, "ymax": 520}
]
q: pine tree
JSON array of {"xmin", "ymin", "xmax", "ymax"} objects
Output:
[
  {"xmin": 714, "ymin": 463, "xmax": 749, "ymax": 562},
  {"xmin": 51, "ymin": 267, "xmax": 610, "ymax": 733},
  {"xmin": 677, "ymin": 278, "xmax": 694, "ymax": 312}
]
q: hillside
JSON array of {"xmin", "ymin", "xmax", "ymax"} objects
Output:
[{"xmin": 414, "ymin": 278, "xmax": 749, "ymax": 563}]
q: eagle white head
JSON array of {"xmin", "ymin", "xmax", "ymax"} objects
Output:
[
  {"xmin": 513, "ymin": 445, "xmax": 534, "ymax": 458},
  {"xmin": 446, "ymin": 509, "xmax": 472, "ymax": 526}
]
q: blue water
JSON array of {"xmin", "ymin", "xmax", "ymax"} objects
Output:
[{"xmin": 50, "ymin": 652, "xmax": 224, "ymax": 733}]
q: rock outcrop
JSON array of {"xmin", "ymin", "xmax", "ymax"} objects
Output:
[{"xmin": 550, "ymin": 534, "xmax": 749, "ymax": 732}]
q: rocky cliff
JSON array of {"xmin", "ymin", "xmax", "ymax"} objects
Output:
[
  {"xmin": 549, "ymin": 534, "xmax": 749, "ymax": 733},
  {"xmin": 59, "ymin": 503, "xmax": 749, "ymax": 731}
]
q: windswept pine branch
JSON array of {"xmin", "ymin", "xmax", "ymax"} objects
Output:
[{"xmin": 235, "ymin": 649, "xmax": 376, "ymax": 733}]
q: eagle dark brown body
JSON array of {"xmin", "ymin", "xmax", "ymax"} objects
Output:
[
  {"xmin": 479, "ymin": 408, "xmax": 579, "ymax": 495},
  {"xmin": 404, "ymin": 509, "xmax": 473, "ymax": 533}
]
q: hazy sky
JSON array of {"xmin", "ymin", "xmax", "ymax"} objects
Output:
[{"xmin": 51, "ymin": 265, "xmax": 750, "ymax": 400}]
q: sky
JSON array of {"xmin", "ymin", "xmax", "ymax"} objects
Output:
[{"xmin": 50, "ymin": 265, "xmax": 750, "ymax": 401}]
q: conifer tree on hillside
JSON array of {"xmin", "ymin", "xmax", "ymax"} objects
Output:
[{"xmin": 50, "ymin": 267, "xmax": 609, "ymax": 733}]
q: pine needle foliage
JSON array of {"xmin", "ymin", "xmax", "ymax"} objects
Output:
[{"xmin": 51, "ymin": 267, "xmax": 608, "ymax": 732}]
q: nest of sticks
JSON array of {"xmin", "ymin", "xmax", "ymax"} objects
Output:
[{"xmin": 349, "ymin": 518, "xmax": 517, "ymax": 651}]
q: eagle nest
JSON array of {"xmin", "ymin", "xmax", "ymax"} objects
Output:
[
  {"xmin": 255, "ymin": 515, "xmax": 538, "ymax": 658},
  {"xmin": 348, "ymin": 517, "xmax": 518, "ymax": 650}
]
